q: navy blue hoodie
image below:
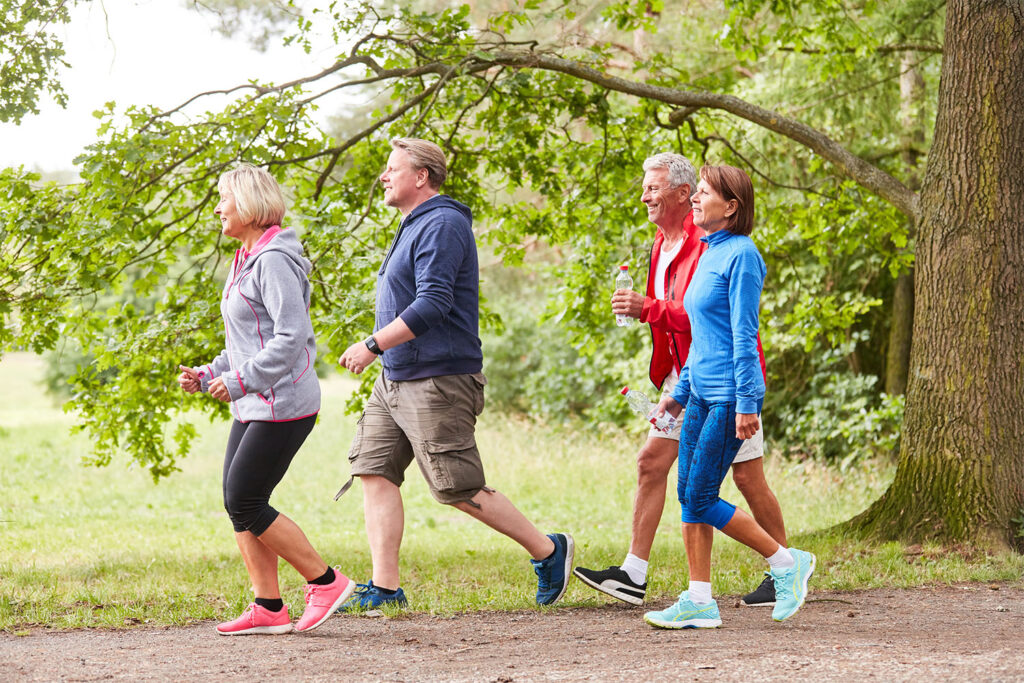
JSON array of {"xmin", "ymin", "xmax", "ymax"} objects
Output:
[{"xmin": 375, "ymin": 194, "xmax": 482, "ymax": 380}]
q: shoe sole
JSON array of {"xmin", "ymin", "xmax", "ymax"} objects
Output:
[
  {"xmin": 295, "ymin": 577, "xmax": 357, "ymax": 633},
  {"xmin": 338, "ymin": 597, "xmax": 408, "ymax": 614},
  {"xmin": 643, "ymin": 614, "xmax": 721, "ymax": 629},
  {"xmin": 773, "ymin": 553, "xmax": 816, "ymax": 622},
  {"xmin": 740, "ymin": 599, "xmax": 775, "ymax": 607},
  {"xmin": 216, "ymin": 624, "xmax": 293, "ymax": 636},
  {"xmin": 572, "ymin": 569, "xmax": 644, "ymax": 606}
]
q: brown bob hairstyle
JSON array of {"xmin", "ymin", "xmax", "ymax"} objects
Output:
[{"xmin": 698, "ymin": 165, "xmax": 755, "ymax": 236}]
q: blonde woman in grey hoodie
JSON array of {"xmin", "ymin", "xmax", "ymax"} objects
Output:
[{"xmin": 177, "ymin": 164, "xmax": 354, "ymax": 635}]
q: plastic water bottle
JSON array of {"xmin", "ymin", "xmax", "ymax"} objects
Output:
[
  {"xmin": 621, "ymin": 386, "xmax": 676, "ymax": 432},
  {"xmin": 615, "ymin": 265, "xmax": 634, "ymax": 327}
]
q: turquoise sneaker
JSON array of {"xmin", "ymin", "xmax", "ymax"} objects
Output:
[
  {"xmin": 770, "ymin": 548, "xmax": 816, "ymax": 622},
  {"xmin": 643, "ymin": 592, "xmax": 721, "ymax": 629}
]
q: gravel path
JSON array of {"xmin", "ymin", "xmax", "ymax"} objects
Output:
[{"xmin": 3, "ymin": 584, "xmax": 1023, "ymax": 681}]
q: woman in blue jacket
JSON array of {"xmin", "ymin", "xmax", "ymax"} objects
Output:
[{"xmin": 645, "ymin": 165, "xmax": 815, "ymax": 630}]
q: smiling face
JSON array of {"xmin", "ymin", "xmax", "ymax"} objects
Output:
[
  {"xmin": 690, "ymin": 179, "xmax": 737, "ymax": 233},
  {"xmin": 380, "ymin": 148, "xmax": 429, "ymax": 215},
  {"xmin": 641, "ymin": 168, "xmax": 691, "ymax": 229},
  {"xmin": 215, "ymin": 190, "xmax": 249, "ymax": 240}
]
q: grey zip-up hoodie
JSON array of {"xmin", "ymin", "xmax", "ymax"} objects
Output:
[{"xmin": 196, "ymin": 226, "xmax": 320, "ymax": 422}]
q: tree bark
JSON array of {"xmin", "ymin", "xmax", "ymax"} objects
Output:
[{"xmin": 854, "ymin": 0, "xmax": 1024, "ymax": 548}]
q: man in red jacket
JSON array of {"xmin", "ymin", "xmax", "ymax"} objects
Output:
[{"xmin": 573, "ymin": 152, "xmax": 787, "ymax": 607}]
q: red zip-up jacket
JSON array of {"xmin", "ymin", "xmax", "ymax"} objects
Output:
[{"xmin": 640, "ymin": 211, "xmax": 767, "ymax": 391}]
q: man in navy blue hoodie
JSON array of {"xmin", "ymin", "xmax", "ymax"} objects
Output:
[{"xmin": 338, "ymin": 138, "xmax": 574, "ymax": 609}]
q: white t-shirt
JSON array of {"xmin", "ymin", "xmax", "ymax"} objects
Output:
[{"xmin": 653, "ymin": 236, "xmax": 685, "ymax": 300}]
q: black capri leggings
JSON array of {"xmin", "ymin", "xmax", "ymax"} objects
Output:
[{"xmin": 222, "ymin": 415, "xmax": 317, "ymax": 536}]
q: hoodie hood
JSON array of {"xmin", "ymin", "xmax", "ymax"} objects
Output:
[
  {"xmin": 234, "ymin": 226, "xmax": 312, "ymax": 278},
  {"xmin": 403, "ymin": 194, "xmax": 473, "ymax": 226}
]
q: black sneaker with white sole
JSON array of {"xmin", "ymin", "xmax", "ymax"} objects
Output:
[
  {"xmin": 741, "ymin": 573, "xmax": 776, "ymax": 606},
  {"xmin": 573, "ymin": 565, "xmax": 646, "ymax": 606}
]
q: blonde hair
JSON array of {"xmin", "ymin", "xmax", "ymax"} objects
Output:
[
  {"xmin": 217, "ymin": 164, "xmax": 286, "ymax": 228},
  {"xmin": 390, "ymin": 138, "xmax": 448, "ymax": 189}
]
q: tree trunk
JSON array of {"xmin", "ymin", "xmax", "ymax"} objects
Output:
[
  {"xmin": 854, "ymin": 0, "xmax": 1024, "ymax": 548},
  {"xmin": 885, "ymin": 270, "xmax": 914, "ymax": 395},
  {"xmin": 885, "ymin": 53, "xmax": 926, "ymax": 396}
]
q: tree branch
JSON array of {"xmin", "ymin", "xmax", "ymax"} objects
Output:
[
  {"xmin": 777, "ymin": 42, "xmax": 944, "ymax": 55},
  {"xmin": 481, "ymin": 52, "xmax": 920, "ymax": 220}
]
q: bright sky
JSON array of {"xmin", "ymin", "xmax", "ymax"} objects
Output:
[{"xmin": 0, "ymin": 0, "xmax": 337, "ymax": 172}]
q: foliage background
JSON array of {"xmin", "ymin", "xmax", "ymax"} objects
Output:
[{"xmin": 0, "ymin": 0, "xmax": 946, "ymax": 477}]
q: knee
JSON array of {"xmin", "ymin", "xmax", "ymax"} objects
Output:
[
  {"xmin": 636, "ymin": 443, "xmax": 674, "ymax": 486},
  {"xmin": 223, "ymin": 490, "xmax": 262, "ymax": 531},
  {"xmin": 682, "ymin": 498, "xmax": 735, "ymax": 530},
  {"xmin": 732, "ymin": 462, "xmax": 766, "ymax": 499}
]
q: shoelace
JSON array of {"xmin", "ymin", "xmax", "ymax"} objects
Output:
[
  {"xmin": 533, "ymin": 563, "xmax": 550, "ymax": 590},
  {"xmin": 350, "ymin": 582, "xmax": 373, "ymax": 597},
  {"xmin": 303, "ymin": 583, "xmax": 325, "ymax": 604}
]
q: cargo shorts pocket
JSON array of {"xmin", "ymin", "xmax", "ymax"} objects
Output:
[
  {"xmin": 346, "ymin": 414, "xmax": 365, "ymax": 464},
  {"xmin": 417, "ymin": 433, "xmax": 486, "ymax": 502}
]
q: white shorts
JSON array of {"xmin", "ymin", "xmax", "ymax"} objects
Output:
[{"xmin": 648, "ymin": 373, "xmax": 764, "ymax": 464}]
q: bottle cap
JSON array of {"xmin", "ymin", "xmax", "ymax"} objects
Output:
[
  {"xmin": 619, "ymin": 265, "xmax": 628, "ymax": 270},
  {"xmin": 620, "ymin": 386, "xmax": 629, "ymax": 395}
]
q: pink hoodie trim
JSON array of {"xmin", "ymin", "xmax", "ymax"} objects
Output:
[
  {"xmin": 246, "ymin": 225, "xmax": 284, "ymax": 256},
  {"xmin": 293, "ymin": 348, "xmax": 310, "ymax": 384}
]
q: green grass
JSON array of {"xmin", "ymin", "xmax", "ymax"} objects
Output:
[{"xmin": 1, "ymin": 352, "xmax": 1021, "ymax": 630}]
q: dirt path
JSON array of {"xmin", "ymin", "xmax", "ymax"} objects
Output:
[{"xmin": 3, "ymin": 584, "xmax": 1023, "ymax": 682}]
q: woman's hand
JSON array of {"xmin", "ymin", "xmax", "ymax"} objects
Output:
[
  {"xmin": 208, "ymin": 377, "xmax": 231, "ymax": 402},
  {"xmin": 611, "ymin": 289, "xmax": 644, "ymax": 319},
  {"xmin": 177, "ymin": 365, "xmax": 200, "ymax": 394},
  {"xmin": 736, "ymin": 413, "xmax": 759, "ymax": 440}
]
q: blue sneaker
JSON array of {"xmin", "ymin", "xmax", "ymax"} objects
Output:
[
  {"xmin": 531, "ymin": 533, "xmax": 574, "ymax": 605},
  {"xmin": 770, "ymin": 548, "xmax": 816, "ymax": 622},
  {"xmin": 644, "ymin": 592, "xmax": 721, "ymax": 629},
  {"xmin": 337, "ymin": 581, "xmax": 408, "ymax": 613}
]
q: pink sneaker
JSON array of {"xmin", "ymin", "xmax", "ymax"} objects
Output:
[
  {"xmin": 216, "ymin": 603, "xmax": 292, "ymax": 636},
  {"xmin": 294, "ymin": 570, "xmax": 356, "ymax": 633}
]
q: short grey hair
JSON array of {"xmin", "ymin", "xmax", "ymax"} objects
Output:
[
  {"xmin": 217, "ymin": 164, "xmax": 286, "ymax": 228},
  {"xmin": 391, "ymin": 137, "xmax": 448, "ymax": 189},
  {"xmin": 642, "ymin": 153, "xmax": 697, "ymax": 192}
]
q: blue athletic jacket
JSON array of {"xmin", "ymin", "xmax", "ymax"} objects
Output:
[
  {"xmin": 375, "ymin": 194, "xmax": 483, "ymax": 381},
  {"xmin": 671, "ymin": 229, "xmax": 766, "ymax": 414}
]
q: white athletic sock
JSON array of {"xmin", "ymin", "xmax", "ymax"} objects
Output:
[
  {"xmin": 620, "ymin": 553, "xmax": 648, "ymax": 585},
  {"xmin": 688, "ymin": 580, "xmax": 713, "ymax": 604},
  {"xmin": 766, "ymin": 545, "xmax": 795, "ymax": 570}
]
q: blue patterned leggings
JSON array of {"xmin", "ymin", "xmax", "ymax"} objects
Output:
[{"xmin": 677, "ymin": 393, "xmax": 763, "ymax": 529}]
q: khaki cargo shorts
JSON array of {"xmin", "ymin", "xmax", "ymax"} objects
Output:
[{"xmin": 344, "ymin": 372, "xmax": 489, "ymax": 505}]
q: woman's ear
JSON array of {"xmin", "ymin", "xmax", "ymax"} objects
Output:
[{"xmin": 724, "ymin": 199, "xmax": 738, "ymax": 217}]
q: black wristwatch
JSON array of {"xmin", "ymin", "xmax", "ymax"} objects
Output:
[{"xmin": 364, "ymin": 335, "xmax": 383, "ymax": 355}]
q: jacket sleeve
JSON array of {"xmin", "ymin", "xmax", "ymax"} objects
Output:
[
  {"xmin": 640, "ymin": 296, "xmax": 692, "ymax": 335},
  {"xmin": 198, "ymin": 350, "xmax": 231, "ymax": 393},
  {"xmin": 671, "ymin": 357, "xmax": 692, "ymax": 408},
  {"xmin": 222, "ymin": 254, "xmax": 310, "ymax": 401},
  {"xmin": 398, "ymin": 217, "xmax": 467, "ymax": 336},
  {"xmin": 728, "ymin": 247, "xmax": 767, "ymax": 414}
]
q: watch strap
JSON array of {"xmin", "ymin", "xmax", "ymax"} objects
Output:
[{"xmin": 364, "ymin": 336, "xmax": 383, "ymax": 355}]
